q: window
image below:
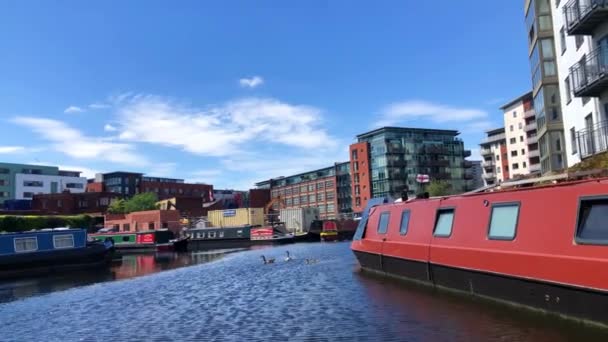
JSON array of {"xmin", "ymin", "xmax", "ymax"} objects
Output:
[
  {"xmin": 510, "ymin": 138, "xmax": 516, "ymax": 144},
  {"xmin": 22, "ymin": 169, "xmax": 42, "ymax": 175},
  {"xmin": 565, "ymin": 76, "xmax": 572, "ymax": 103},
  {"xmin": 433, "ymin": 209, "xmax": 454, "ymax": 237},
  {"xmin": 377, "ymin": 212, "xmax": 390, "ymax": 234},
  {"xmin": 219, "ymin": 231, "xmax": 224, "ymax": 238},
  {"xmin": 521, "ymin": 149, "xmax": 526, "ymax": 155},
  {"xmin": 52, "ymin": 234, "xmax": 76, "ymax": 249},
  {"xmin": 23, "ymin": 192, "xmax": 34, "ymax": 198},
  {"xmin": 99, "ymin": 197, "xmax": 110, "ymax": 206},
  {"xmin": 513, "ymin": 111, "xmax": 517, "ymax": 118},
  {"xmin": 511, "ymin": 150, "xmax": 518, "ymax": 157},
  {"xmin": 123, "ymin": 224, "xmax": 130, "ymax": 231},
  {"xmin": 66, "ymin": 183, "xmax": 84, "ymax": 189},
  {"xmin": 571, "ymin": 127, "xmax": 578, "ymax": 154},
  {"xmin": 512, "ymin": 163, "xmax": 519, "ymax": 170},
  {"xmin": 399, "ymin": 210, "xmax": 410, "ymax": 235},
  {"xmin": 148, "ymin": 222, "xmax": 155, "ymax": 230},
  {"xmin": 0, "ymin": 168, "xmax": 9, "ymax": 174},
  {"xmin": 560, "ymin": 27, "xmax": 566, "ymax": 54},
  {"xmin": 14, "ymin": 237, "xmax": 38, "ymax": 253},
  {"xmin": 576, "ymin": 35, "xmax": 584, "ymax": 50},
  {"xmin": 57, "ymin": 200, "xmax": 62, "ymax": 207},
  {"xmin": 576, "ymin": 198, "xmax": 608, "ymax": 244},
  {"xmin": 520, "ymin": 136, "xmax": 524, "ymax": 142},
  {"xmin": 23, "ymin": 180, "xmax": 43, "ymax": 187},
  {"xmin": 326, "ymin": 192, "xmax": 335, "ymax": 200},
  {"xmin": 496, "ymin": 166, "xmax": 501, "ymax": 173},
  {"xmin": 355, "ymin": 197, "xmax": 361, "ymax": 207},
  {"xmin": 0, "ymin": 179, "xmax": 7, "ymax": 186},
  {"xmin": 518, "ymin": 122, "xmax": 523, "ymax": 130},
  {"xmin": 496, "ymin": 155, "xmax": 500, "ymax": 161},
  {"xmin": 523, "ymin": 161, "xmax": 527, "ymax": 168},
  {"xmin": 309, "ymin": 195, "xmax": 316, "ymax": 203},
  {"xmin": 488, "ymin": 203, "xmax": 520, "ymax": 240},
  {"xmin": 209, "ymin": 231, "xmax": 216, "ymax": 238},
  {"xmin": 510, "ymin": 125, "xmax": 514, "ymax": 132}
]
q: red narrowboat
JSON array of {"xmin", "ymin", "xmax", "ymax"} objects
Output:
[{"xmin": 351, "ymin": 178, "xmax": 608, "ymax": 326}]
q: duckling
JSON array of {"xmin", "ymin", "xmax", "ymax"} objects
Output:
[
  {"xmin": 261, "ymin": 255, "xmax": 275, "ymax": 264},
  {"xmin": 284, "ymin": 251, "xmax": 293, "ymax": 262},
  {"xmin": 305, "ymin": 258, "xmax": 318, "ymax": 264}
]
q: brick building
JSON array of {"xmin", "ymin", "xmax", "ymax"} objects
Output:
[
  {"xmin": 32, "ymin": 191, "xmax": 121, "ymax": 215},
  {"xmin": 104, "ymin": 210, "xmax": 182, "ymax": 235},
  {"xmin": 255, "ymin": 162, "xmax": 352, "ymax": 220}
]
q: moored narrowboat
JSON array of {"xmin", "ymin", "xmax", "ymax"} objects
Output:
[
  {"xmin": 186, "ymin": 226, "xmax": 252, "ymax": 250},
  {"xmin": 0, "ymin": 228, "xmax": 114, "ymax": 279},
  {"xmin": 351, "ymin": 178, "xmax": 608, "ymax": 326},
  {"xmin": 89, "ymin": 230, "xmax": 176, "ymax": 253}
]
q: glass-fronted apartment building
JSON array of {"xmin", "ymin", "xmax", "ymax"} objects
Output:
[
  {"xmin": 255, "ymin": 162, "xmax": 352, "ymax": 220},
  {"xmin": 525, "ymin": 0, "xmax": 567, "ymax": 174},
  {"xmin": 350, "ymin": 127, "xmax": 473, "ymax": 213}
]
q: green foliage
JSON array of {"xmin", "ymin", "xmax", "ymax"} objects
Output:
[
  {"xmin": 427, "ymin": 180, "xmax": 452, "ymax": 197},
  {"xmin": 0, "ymin": 215, "xmax": 94, "ymax": 233},
  {"xmin": 108, "ymin": 193, "xmax": 159, "ymax": 214}
]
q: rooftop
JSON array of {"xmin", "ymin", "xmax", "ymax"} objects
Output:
[
  {"xmin": 356, "ymin": 126, "xmax": 460, "ymax": 139},
  {"xmin": 499, "ymin": 91, "xmax": 533, "ymax": 110}
]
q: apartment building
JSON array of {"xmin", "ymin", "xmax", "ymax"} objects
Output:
[
  {"xmin": 554, "ymin": 0, "xmax": 608, "ymax": 164},
  {"xmin": 0, "ymin": 163, "xmax": 86, "ymax": 204},
  {"xmin": 501, "ymin": 92, "xmax": 542, "ymax": 176},
  {"xmin": 350, "ymin": 127, "xmax": 473, "ymax": 213},
  {"xmin": 480, "ymin": 128, "xmax": 508, "ymax": 186},
  {"xmin": 525, "ymin": 0, "xmax": 568, "ymax": 174},
  {"xmin": 255, "ymin": 162, "xmax": 352, "ymax": 220}
]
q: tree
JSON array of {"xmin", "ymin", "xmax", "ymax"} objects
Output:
[
  {"xmin": 123, "ymin": 192, "xmax": 159, "ymax": 213},
  {"xmin": 107, "ymin": 198, "xmax": 126, "ymax": 214},
  {"xmin": 427, "ymin": 180, "xmax": 452, "ymax": 197}
]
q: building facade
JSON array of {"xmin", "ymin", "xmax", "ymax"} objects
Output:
[
  {"xmin": 480, "ymin": 128, "xmax": 508, "ymax": 186},
  {"xmin": 32, "ymin": 192, "xmax": 121, "ymax": 215},
  {"xmin": 0, "ymin": 163, "xmax": 86, "ymax": 204},
  {"xmin": 255, "ymin": 162, "xmax": 352, "ymax": 220},
  {"xmin": 104, "ymin": 210, "xmax": 182, "ymax": 235},
  {"xmin": 501, "ymin": 91, "xmax": 542, "ymax": 177},
  {"xmin": 467, "ymin": 161, "xmax": 484, "ymax": 190},
  {"xmin": 351, "ymin": 127, "xmax": 473, "ymax": 212},
  {"xmin": 525, "ymin": 0, "xmax": 568, "ymax": 174},
  {"xmin": 555, "ymin": 0, "xmax": 608, "ymax": 164}
]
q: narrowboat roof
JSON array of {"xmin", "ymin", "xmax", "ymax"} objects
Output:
[{"xmin": 0, "ymin": 228, "xmax": 85, "ymax": 236}]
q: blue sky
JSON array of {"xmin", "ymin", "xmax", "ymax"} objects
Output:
[{"xmin": 0, "ymin": 1, "xmax": 531, "ymax": 189}]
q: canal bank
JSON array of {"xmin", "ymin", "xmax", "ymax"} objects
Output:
[{"xmin": 1, "ymin": 242, "xmax": 607, "ymax": 341}]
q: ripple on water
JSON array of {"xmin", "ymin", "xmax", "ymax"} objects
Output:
[{"xmin": 1, "ymin": 242, "xmax": 608, "ymax": 341}]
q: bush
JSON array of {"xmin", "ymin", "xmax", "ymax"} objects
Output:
[{"xmin": 0, "ymin": 215, "xmax": 94, "ymax": 233}]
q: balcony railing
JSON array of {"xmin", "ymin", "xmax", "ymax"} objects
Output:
[
  {"xmin": 483, "ymin": 172, "xmax": 495, "ymax": 179},
  {"xmin": 524, "ymin": 109, "xmax": 536, "ymax": 119},
  {"xmin": 528, "ymin": 149, "xmax": 540, "ymax": 158},
  {"xmin": 564, "ymin": 0, "xmax": 608, "ymax": 35},
  {"xmin": 577, "ymin": 120, "xmax": 608, "ymax": 159},
  {"xmin": 482, "ymin": 133, "xmax": 506, "ymax": 144},
  {"xmin": 527, "ymin": 135, "xmax": 538, "ymax": 144},
  {"xmin": 524, "ymin": 122, "xmax": 537, "ymax": 132},
  {"xmin": 480, "ymin": 147, "xmax": 492, "ymax": 156},
  {"xmin": 482, "ymin": 160, "xmax": 494, "ymax": 168},
  {"xmin": 569, "ymin": 46, "xmax": 608, "ymax": 97},
  {"xmin": 528, "ymin": 163, "xmax": 541, "ymax": 173}
]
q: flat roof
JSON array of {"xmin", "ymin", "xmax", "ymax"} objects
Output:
[
  {"xmin": 485, "ymin": 127, "xmax": 505, "ymax": 135},
  {"xmin": 499, "ymin": 91, "xmax": 533, "ymax": 110},
  {"xmin": 254, "ymin": 161, "xmax": 349, "ymax": 186},
  {"xmin": 103, "ymin": 171, "xmax": 144, "ymax": 176},
  {"xmin": 357, "ymin": 126, "xmax": 460, "ymax": 139}
]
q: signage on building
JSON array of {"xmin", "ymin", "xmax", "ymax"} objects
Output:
[
  {"xmin": 416, "ymin": 174, "xmax": 430, "ymax": 183},
  {"xmin": 223, "ymin": 209, "xmax": 236, "ymax": 217}
]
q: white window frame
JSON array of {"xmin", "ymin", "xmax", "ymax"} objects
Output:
[
  {"xmin": 53, "ymin": 234, "xmax": 75, "ymax": 249},
  {"xmin": 14, "ymin": 237, "xmax": 38, "ymax": 253}
]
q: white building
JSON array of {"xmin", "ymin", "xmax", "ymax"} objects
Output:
[
  {"xmin": 553, "ymin": 0, "xmax": 608, "ymax": 164},
  {"xmin": 14, "ymin": 173, "xmax": 87, "ymax": 200},
  {"xmin": 480, "ymin": 128, "xmax": 507, "ymax": 186},
  {"xmin": 500, "ymin": 91, "xmax": 542, "ymax": 176}
]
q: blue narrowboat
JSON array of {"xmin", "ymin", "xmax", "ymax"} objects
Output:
[{"xmin": 0, "ymin": 228, "xmax": 114, "ymax": 279}]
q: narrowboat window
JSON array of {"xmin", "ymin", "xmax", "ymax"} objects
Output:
[
  {"xmin": 488, "ymin": 204, "xmax": 520, "ymax": 240},
  {"xmin": 209, "ymin": 231, "xmax": 217, "ymax": 238},
  {"xmin": 219, "ymin": 231, "xmax": 225, "ymax": 238},
  {"xmin": 434, "ymin": 209, "xmax": 454, "ymax": 237},
  {"xmin": 53, "ymin": 234, "xmax": 75, "ymax": 249},
  {"xmin": 237, "ymin": 230, "xmax": 243, "ymax": 236},
  {"xmin": 576, "ymin": 198, "xmax": 608, "ymax": 243},
  {"xmin": 122, "ymin": 236, "xmax": 130, "ymax": 242},
  {"xmin": 14, "ymin": 237, "xmax": 38, "ymax": 253},
  {"xmin": 399, "ymin": 210, "xmax": 410, "ymax": 235},
  {"xmin": 377, "ymin": 212, "xmax": 390, "ymax": 234}
]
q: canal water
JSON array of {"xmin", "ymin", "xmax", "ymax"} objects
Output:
[{"xmin": 1, "ymin": 242, "xmax": 607, "ymax": 341}]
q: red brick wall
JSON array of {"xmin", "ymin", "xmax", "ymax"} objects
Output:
[
  {"xmin": 350, "ymin": 142, "xmax": 372, "ymax": 214},
  {"xmin": 249, "ymin": 189, "xmax": 271, "ymax": 208},
  {"xmin": 86, "ymin": 182, "xmax": 104, "ymax": 193},
  {"xmin": 270, "ymin": 175, "xmax": 339, "ymax": 219},
  {"xmin": 32, "ymin": 192, "xmax": 120, "ymax": 215},
  {"xmin": 104, "ymin": 210, "xmax": 182, "ymax": 235}
]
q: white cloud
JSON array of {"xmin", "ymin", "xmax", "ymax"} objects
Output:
[
  {"xmin": 377, "ymin": 100, "xmax": 488, "ymax": 127},
  {"xmin": 64, "ymin": 106, "xmax": 84, "ymax": 114},
  {"xmin": 12, "ymin": 117, "xmax": 148, "ymax": 166},
  {"xmin": 89, "ymin": 103, "xmax": 111, "ymax": 109},
  {"xmin": 114, "ymin": 94, "xmax": 337, "ymax": 157},
  {"xmin": 57, "ymin": 165, "xmax": 100, "ymax": 179},
  {"xmin": 239, "ymin": 76, "xmax": 264, "ymax": 88},
  {"xmin": 0, "ymin": 146, "xmax": 25, "ymax": 154},
  {"xmin": 104, "ymin": 124, "xmax": 117, "ymax": 132}
]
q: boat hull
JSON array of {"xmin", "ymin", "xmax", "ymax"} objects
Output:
[
  {"xmin": 354, "ymin": 250, "xmax": 608, "ymax": 326},
  {"xmin": 0, "ymin": 242, "xmax": 114, "ymax": 280}
]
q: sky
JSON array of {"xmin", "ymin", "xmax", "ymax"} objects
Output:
[{"xmin": 0, "ymin": 1, "xmax": 531, "ymax": 190}]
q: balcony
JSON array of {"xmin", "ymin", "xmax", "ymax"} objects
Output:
[
  {"xmin": 482, "ymin": 160, "xmax": 495, "ymax": 168},
  {"xmin": 564, "ymin": 0, "xmax": 608, "ymax": 35},
  {"xmin": 524, "ymin": 122, "xmax": 537, "ymax": 132},
  {"xmin": 527, "ymin": 135, "xmax": 538, "ymax": 144},
  {"xmin": 524, "ymin": 109, "xmax": 535, "ymax": 119},
  {"xmin": 480, "ymin": 147, "xmax": 492, "ymax": 156},
  {"xmin": 569, "ymin": 46, "xmax": 608, "ymax": 97},
  {"xmin": 528, "ymin": 149, "xmax": 540, "ymax": 158},
  {"xmin": 577, "ymin": 120, "xmax": 608, "ymax": 159},
  {"xmin": 483, "ymin": 172, "xmax": 495, "ymax": 180},
  {"xmin": 482, "ymin": 133, "xmax": 506, "ymax": 144},
  {"xmin": 529, "ymin": 163, "xmax": 541, "ymax": 173},
  {"xmin": 462, "ymin": 160, "xmax": 473, "ymax": 168}
]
